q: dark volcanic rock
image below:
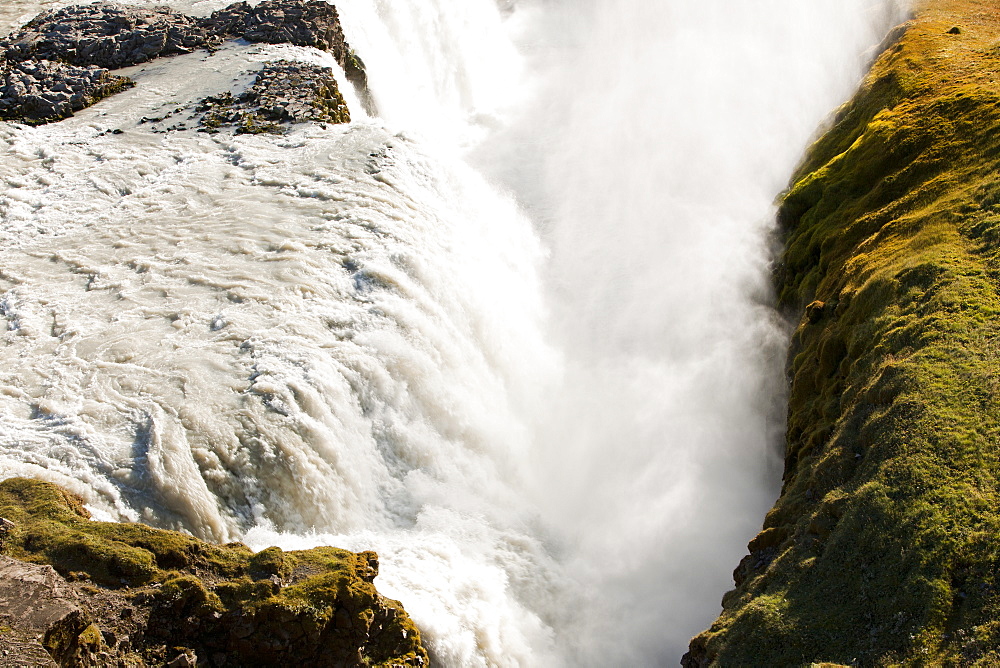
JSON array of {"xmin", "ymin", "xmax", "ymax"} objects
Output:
[
  {"xmin": 204, "ymin": 0, "xmax": 377, "ymax": 116},
  {"xmin": 0, "ymin": 59, "xmax": 133, "ymax": 125},
  {"xmin": 202, "ymin": 0, "xmax": 376, "ymax": 115},
  {"xmin": 0, "ymin": 0, "xmax": 374, "ymax": 126},
  {"xmin": 345, "ymin": 51, "xmax": 376, "ymax": 116},
  {"xmin": 205, "ymin": 0, "xmax": 349, "ymax": 65},
  {"xmin": 4, "ymin": 3, "xmax": 217, "ymax": 69},
  {"xmin": 195, "ymin": 60, "xmax": 350, "ymax": 134}
]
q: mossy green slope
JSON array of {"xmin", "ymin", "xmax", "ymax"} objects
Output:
[
  {"xmin": 686, "ymin": 1, "xmax": 1000, "ymax": 665},
  {"xmin": 0, "ymin": 477, "xmax": 428, "ymax": 667}
]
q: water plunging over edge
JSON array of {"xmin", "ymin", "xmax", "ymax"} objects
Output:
[{"xmin": 0, "ymin": 0, "xmax": 910, "ymax": 664}]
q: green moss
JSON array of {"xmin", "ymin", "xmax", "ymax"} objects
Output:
[
  {"xmin": 213, "ymin": 575, "xmax": 279, "ymax": 608},
  {"xmin": 0, "ymin": 478, "xmax": 253, "ymax": 586},
  {"xmin": 278, "ymin": 549, "xmax": 376, "ymax": 621},
  {"xmin": 689, "ymin": 1, "xmax": 1000, "ymax": 665},
  {"xmin": 249, "ymin": 545, "xmax": 292, "ymax": 581},
  {"xmin": 84, "ymin": 73, "xmax": 135, "ymax": 109},
  {"xmin": 155, "ymin": 574, "xmax": 224, "ymax": 616},
  {"xmin": 76, "ymin": 623, "xmax": 104, "ymax": 652},
  {"xmin": 288, "ymin": 545, "xmax": 355, "ymax": 573},
  {"xmin": 313, "ymin": 83, "xmax": 351, "ymax": 124},
  {"xmin": 233, "ymin": 111, "xmax": 283, "ymax": 135},
  {"xmin": 35, "ymin": 524, "xmax": 159, "ymax": 585},
  {"xmin": 368, "ymin": 595, "xmax": 428, "ymax": 668},
  {"xmin": 0, "ymin": 477, "xmax": 428, "ymax": 665}
]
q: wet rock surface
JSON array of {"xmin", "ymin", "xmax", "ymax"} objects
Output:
[{"xmin": 0, "ymin": 0, "xmax": 371, "ymax": 127}]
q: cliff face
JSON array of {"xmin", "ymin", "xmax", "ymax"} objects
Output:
[
  {"xmin": 686, "ymin": 1, "xmax": 1000, "ymax": 664},
  {"xmin": 0, "ymin": 478, "xmax": 427, "ymax": 667}
]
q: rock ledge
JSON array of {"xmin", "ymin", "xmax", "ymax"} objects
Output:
[{"xmin": 0, "ymin": 477, "xmax": 427, "ymax": 667}]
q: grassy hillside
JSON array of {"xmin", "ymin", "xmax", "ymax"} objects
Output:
[{"xmin": 686, "ymin": 1, "xmax": 1000, "ymax": 665}]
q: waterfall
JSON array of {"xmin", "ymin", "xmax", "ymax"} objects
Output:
[
  {"xmin": 0, "ymin": 0, "xmax": 907, "ymax": 665},
  {"xmin": 471, "ymin": 0, "xmax": 911, "ymax": 662}
]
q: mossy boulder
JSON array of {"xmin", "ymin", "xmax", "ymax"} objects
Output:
[
  {"xmin": 686, "ymin": 0, "xmax": 1000, "ymax": 665},
  {"xmin": 0, "ymin": 477, "xmax": 427, "ymax": 667}
]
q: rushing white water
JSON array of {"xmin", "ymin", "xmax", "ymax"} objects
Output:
[
  {"xmin": 473, "ymin": 1, "xmax": 910, "ymax": 662},
  {"xmin": 0, "ymin": 0, "xmax": 907, "ymax": 665}
]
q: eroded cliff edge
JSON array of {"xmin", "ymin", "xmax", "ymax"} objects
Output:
[
  {"xmin": 0, "ymin": 478, "xmax": 428, "ymax": 667},
  {"xmin": 685, "ymin": 1, "xmax": 1000, "ymax": 665}
]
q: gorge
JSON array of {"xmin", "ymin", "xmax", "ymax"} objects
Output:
[{"xmin": 6, "ymin": 0, "xmax": 996, "ymax": 666}]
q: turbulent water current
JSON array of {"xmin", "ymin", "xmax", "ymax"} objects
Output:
[{"xmin": 1, "ymin": 0, "xmax": 908, "ymax": 665}]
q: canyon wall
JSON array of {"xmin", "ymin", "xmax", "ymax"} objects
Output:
[{"xmin": 686, "ymin": 1, "xmax": 1000, "ymax": 664}]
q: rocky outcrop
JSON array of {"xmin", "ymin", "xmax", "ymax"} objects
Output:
[
  {"xmin": 205, "ymin": 0, "xmax": 349, "ymax": 62},
  {"xmin": 195, "ymin": 60, "xmax": 351, "ymax": 133},
  {"xmin": 0, "ymin": 477, "xmax": 427, "ymax": 667},
  {"xmin": 0, "ymin": 556, "xmax": 99, "ymax": 666},
  {"xmin": 203, "ymin": 0, "xmax": 373, "ymax": 113},
  {"xmin": 3, "ymin": 3, "xmax": 216, "ymax": 69},
  {"xmin": 0, "ymin": 59, "xmax": 132, "ymax": 124},
  {"xmin": 138, "ymin": 60, "xmax": 351, "ymax": 134},
  {"xmin": 3, "ymin": 0, "xmax": 354, "ymax": 70},
  {"xmin": 0, "ymin": 0, "xmax": 373, "ymax": 128},
  {"xmin": 685, "ymin": 0, "xmax": 1000, "ymax": 665}
]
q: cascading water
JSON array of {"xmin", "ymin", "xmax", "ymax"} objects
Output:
[
  {"xmin": 0, "ymin": 0, "xmax": 907, "ymax": 665},
  {"xmin": 474, "ymin": 1, "xmax": 911, "ymax": 662}
]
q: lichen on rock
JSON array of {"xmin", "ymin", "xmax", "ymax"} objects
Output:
[{"xmin": 0, "ymin": 477, "xmax": 427, "ymax": 667}]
